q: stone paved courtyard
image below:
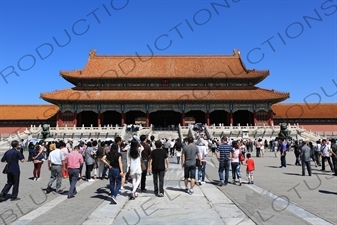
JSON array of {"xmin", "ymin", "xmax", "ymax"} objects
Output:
[{"xmin": 0, "ymin": 149, "xmax": 336, "ymax": 225}]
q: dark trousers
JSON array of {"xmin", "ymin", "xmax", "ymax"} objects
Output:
[
  {"xmin": 301, "ymin": 160, "xmax": 312, "ymax": 176},
  {"xmin": 102, "ymin": 165, "xmax": 108, "ymax": 178},
  {"xmin": 314, "ymin": 151, "xmax": 321, "ymax": 166},
  {"xmin": 85, "ymin": 164, "xmax": 94, "ymax": 180},
  {"xmin": 322, "ymin": 156, "xmax": 334, "ymax": 171},
  {"xmin": 1, "ymin": 172, "xmax": 20, "ymax": 198},
  {"xmin": 153, "ymin": 170, "xmax": 165, "ymax": 195},
  {"xmin": 256, "ymin": 148, "xmax": 260, "ymax": 157},
  {"xmin": 28, "ymin": 151, "xmax": 33, "ymax": 162},
  {"xmin": 218, "ymin": 161, "xmax": 230, "ymax": 184},
  {"xmin": 68, "ymin": 168, "xmax": 79, "ymax": 197},
  {"xmin": 295, "ymin": 153, "xmax": 301, "ymax": 165},
  {"xmin": 141, "ymin": 160, "xmax": 148, "ymax": 190},
  {"xmin": 170, "ymin": 148, "xmax": 174, "ymax": 156},
  {"xmin": 281, "ymin": 154, "xmax": 287, "ymax": 167},
  {"xmin": 333, "ymin": 159, "xmax": 337, "ymax": 175}
]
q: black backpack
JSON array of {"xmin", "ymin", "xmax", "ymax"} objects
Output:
[{"xmin": 96, "ymin": 147, "xmax": 104, "ymax": 158}]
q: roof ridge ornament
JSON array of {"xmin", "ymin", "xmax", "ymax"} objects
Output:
[
  {"xmin": 89, "ymin": 49, "xmax": 97, "ymax": 57},
  {"xmin": 233, "ymin": 49, "xmax": 240, "ymax": 56}
]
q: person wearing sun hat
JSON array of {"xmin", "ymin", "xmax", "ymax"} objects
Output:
[{"xmin": 300, "ymin": 138, "xmax": 312, "ymax": 176}]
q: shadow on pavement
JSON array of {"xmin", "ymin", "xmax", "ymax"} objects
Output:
[
  {"xmin": 265, "ymin": 166, "xmax": 281, "ymax": 168},
  {"xmin": 166, "ymin": 187, "xmax": 188, "ymax": 193},
  {"xmin": 91, "ymin": 194, "xmax": 111, "ymax": 201},
  {"xmin": 283, "ymin": 172, "xmax": 301, "ymax": 176},
  {"xmin": 318, "ymin": 190, "xmax": 337, "ymax": 195}
]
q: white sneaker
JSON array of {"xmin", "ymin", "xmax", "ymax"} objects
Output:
[
  {"xmin": 37, "ymin": 178, "xmax": 41, "ymax": 181},
  {"xmin": 88, "ymin": 179, "xmax": 95, "ymax": 182},
  {"xmin": 120, "ymin": 187, "xmax": 124, "ymax": 190},
  {"xmin": 201, "ymin": 181, "xmax": 205, "ymax": 184}
]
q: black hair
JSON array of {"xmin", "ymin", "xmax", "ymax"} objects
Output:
[
  {"xmin": 114, "ymin": 136, "xmax": 122, "ymax": 143},
  {"xmin": 232, "ymin": 141, "xmax": 239, "ymax": 149},
  {"xmin": 106, "ymin": 144, "xmax": 119, "ymax": 165},
  {"xmin": 187, "ymin": 137, "xmax": 194, "ymax": 144},
  {"xmin": 86, "ymin": 142, "xmax": 92, "ymax": 147},
  {"xmin": 246, "ymin": 153, "xmax": 251, "ymax": 158},
  {"xmin": 140, "ymin": 135, "xmax": 147, "ymax": 142},
  {"xmin": 28, "ymin": 142, "xmax": 34, "ymax": 148},
  {"xmin": 155, "ymin": 140, "xmax": 162, "ymax": 148},
  {"xmin": 110, "ymin": 143, "xmax": 118, "ymax": 152},
  {"xmin": 129, "ymin": 140, "xmax": 140, "ymax": 159},
  {"xmin": 11, "ymin": 140, "xmax": 19, "ymax": 148},
  {"xmin": 55, "ymin": 142, "xmax": 61, "ymax": 149},
  {"xmin": 59, "ymin": 141, "xmax": 66, "ymax": 148}
]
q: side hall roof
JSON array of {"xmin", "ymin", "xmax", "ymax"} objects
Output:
[
  {"xmin": 272, "ymin": 103, "xmax": 337, "ymax": 119},
  {"xmin": 0, "ymin": 105, "xmax": 58, "ymax": 121}
]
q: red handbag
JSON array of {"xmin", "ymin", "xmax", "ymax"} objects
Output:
[
  {"xmin": 62, "ymin": 165, "xmax": 69, "ymax": 178},
  {"xmin": 239, "ymin": 153, "xmax": 245, "ymax": 162}
]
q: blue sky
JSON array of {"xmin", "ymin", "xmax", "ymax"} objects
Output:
[{"xmin": 0, "ymin": 0, "xmax": 336, "ymax": 105}]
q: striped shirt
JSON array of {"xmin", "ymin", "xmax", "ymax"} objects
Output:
[{"xmin": 216, "ymin": 143, "xmax": 231, "ymax": 162}]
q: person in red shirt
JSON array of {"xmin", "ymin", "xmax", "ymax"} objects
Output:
[{"xmin": 245, "ymin": 153, "xmax": 255, "ymax": 184}]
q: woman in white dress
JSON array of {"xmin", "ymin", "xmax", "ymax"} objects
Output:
[{"xmin": 127, "ymin": 139, "xmax": 144, "ymax": 200}]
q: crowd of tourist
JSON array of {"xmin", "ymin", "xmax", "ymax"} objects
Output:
[{"xmin": 1, "ymin": 132, "xmax": 336, "ymax": 204}]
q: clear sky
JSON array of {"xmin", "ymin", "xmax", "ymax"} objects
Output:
[{"xmin": 0, "ymin": 0, "xmax": 336, "ymax": 105}]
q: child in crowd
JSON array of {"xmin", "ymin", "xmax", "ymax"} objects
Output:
[{"xmin": 245, "ymin": 153, "xmax": 255, "ymax": 184}]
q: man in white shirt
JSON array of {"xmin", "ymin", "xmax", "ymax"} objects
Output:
[
  {"xmin": 170, "ymin": 139, "xmax": 175, "ymax": 157},
  {"xmin": 66, "ymin": 139, "xmax": 73, "ymax": 152},
  {"xmin": 320, "ymin": 139, "xmax": 334, "ymax": 171},
  {"xmin": 46, "ymin": 142, "xmax": 65, "ymax": 194}
]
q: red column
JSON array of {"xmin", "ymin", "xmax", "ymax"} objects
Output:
[
  {"xmin": 73, "ymin": 111, "xmax": 77, "ymax": 127},
  {"xmin": 57, "ymin": 111, "xmax": 63, "ymax": 127},
  {"xmin": 253, "ymin": 110, "xmax": 257, "ymax": 126},
  {"xmin": 121, "ymin": 111, "xmax": 125, "ymax": 126},
  {"xmin": 97, "ymin": 111, "xmax": 101, "ymax": 127},
  {"xmin": 268, "ymin": 110, "xmax": 274, "ymax": 126},
  {"xmin": 101, "ymin": 112, "xmax": 104, "ymax": 126},
  {"xmin": 229, "ymin": 110, "xmax": 233, "ymax": 125},
  {"xmin": 146, "ymin": 111, "xmax": 150, "ymax": 127},
  {"xmin": 181, "ymin": 111, "xmax": 185, "ymax": 126},
  {"xmin": 205, "ymin": 110, "xmax": 210, "ymax": 126}
]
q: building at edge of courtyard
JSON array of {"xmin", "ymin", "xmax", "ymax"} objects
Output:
[{"xmin": 0, "ymin": 50, "xmax": 336, "ymax": 138}]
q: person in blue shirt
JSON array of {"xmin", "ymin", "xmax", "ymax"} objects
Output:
[
  {"xmin": 0, "ymin": 140, "xmax": 25, "ymax": 202},
  {"xmin": 216, "ymin": 137, "xmax": 232, "ymax": 186}
]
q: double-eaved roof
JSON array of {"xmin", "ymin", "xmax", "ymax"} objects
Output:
[{"xmin": 40, "ymin": 50, "xmax": 289, "ymax": 104}]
